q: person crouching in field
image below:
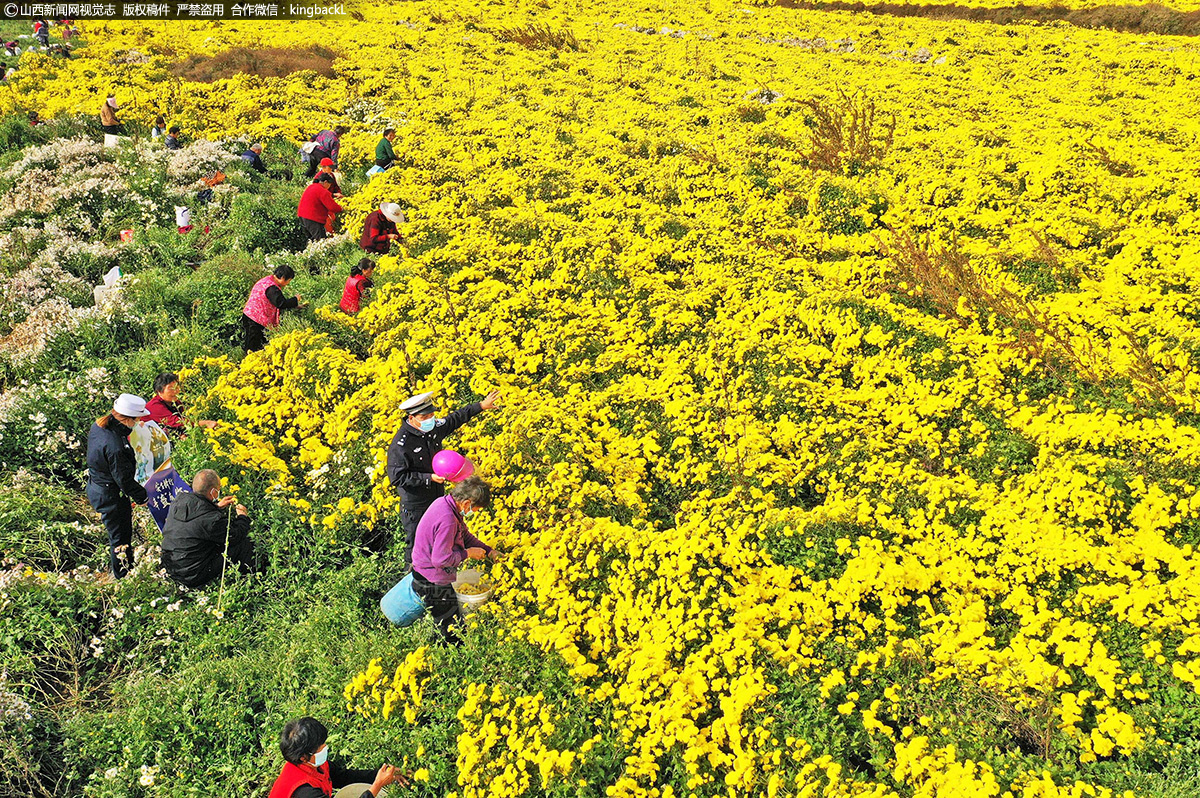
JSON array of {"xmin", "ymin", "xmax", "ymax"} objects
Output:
[
  {"xmin": 160, "ymin": 469, "xmax": 263, "ymax": 589},
  {"xmin": 269, "ymin": 717, "xmax": 404, "ymax": 798},
  {"xmin": 145, "ymin": 371, "xmax": 217, "ymax": 435},
  {"xmin": 411, "ymin": 477, "xmax": 501, "ymax": 644},
  {"xmin": 339, "ymin": 258, "xmax": 374, "ymax": 314}
]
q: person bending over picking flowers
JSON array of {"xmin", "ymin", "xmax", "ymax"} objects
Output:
[
  {"xmin": 411, "ymin": 476, "xmax": 501, "ymax": 644},
  {"xmin": 242, "ymin": 264, "xmax": 305, "ymax": 353}
]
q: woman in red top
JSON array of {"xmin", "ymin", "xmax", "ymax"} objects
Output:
[
  {"xmin": 339, "ymin": 258, "xmax": 375, "ymax": 314},
  {"xmin": 269, "ymin": 717, "xmax": 403, "ymax": 798},
  {"xmin": 144, "ymin": 372, "xmax": 216, "ymax": 434},
  {"xmin": 296, "ymin": 174, "xmax": 342, "ymax": 241}
]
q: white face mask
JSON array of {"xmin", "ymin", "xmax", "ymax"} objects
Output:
[{"xmin": 313, "ymin": 747, "xmax": 328, "ymax": 767}]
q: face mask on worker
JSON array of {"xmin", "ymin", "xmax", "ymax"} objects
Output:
[
  {"xmin": 463, "ymin": 506, "xmax": 476, "ymax": 519},
  {"xmin": 313, "ymin": 746, "xmax": 328, "ymax": 767},
  {"xmin": 417, "ymin": 417, "xmax": 436, "ymax": 433}
]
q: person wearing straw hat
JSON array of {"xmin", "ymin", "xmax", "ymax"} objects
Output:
[
  {"xmin": 385, "ymin": 389, "xmax": 499, "ymax": 561},
  {"xmin": 99, "ymin": 95, "xmax": 121, "ymax": 135},
  {"xmin": 269, "ymin": 717, "xmax": 405, "ymax": 798},
  {"xmin": 359, "ymin": 203, "xmax": 405, "ymax": 255},
  {"xmin": 160, "ymin": 469, "xmax": 263, "ymax": 589},
  {"xmin": 86, "ymin": 393, "xmax": 151, "ymax": 578}
]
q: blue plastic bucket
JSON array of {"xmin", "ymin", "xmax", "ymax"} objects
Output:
[{"xmin": 380, "ymin": 573, "xmax": 426, "ymax": 627}]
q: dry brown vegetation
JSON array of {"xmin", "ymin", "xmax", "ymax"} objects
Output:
[
  {"xmin": 168, "ymin": 46, "xmax": 338, "ymax": 82},
  {"xmin": 799, "ymin": 89, "xmax": 895, "ymax": 174},
  {"xmin": 490, "ymin": 23, "xmax": 582, "ymax": 51},
  {"xmin": 882, "ymin": 232, "xmax": 1175, "ymax": 408},
  {"xmin": 776, "ymin": 0, "xmax": 1200, "ymax": 36}
]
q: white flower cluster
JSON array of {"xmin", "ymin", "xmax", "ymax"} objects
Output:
[
  {"xmin": 164, "ymin": 139, "xmax": 239, "ymax": 185},
  {"xmin": 0, "ymin": 671, "xmax": 32, "ymax": 724},
  {"xmin": 0, "ymin": 263, "xmax": 90, "ymax": 331},
  {"xmin": 2, "ymin": 137, "xmax": 106, "ymax": 180}
]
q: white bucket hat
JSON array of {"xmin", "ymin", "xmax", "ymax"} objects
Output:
[
  {"xmin": 113, "ymin": 393, "xmax": 150, "ymax": 418},
  {"xmin": 380, "ymin": 203, "xmax": 405, "ymax": 224}
]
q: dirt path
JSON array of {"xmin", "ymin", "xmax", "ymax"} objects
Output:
[{"xmin": 776, "ymin": 0, "xmax": 1200, "ymax": 37}]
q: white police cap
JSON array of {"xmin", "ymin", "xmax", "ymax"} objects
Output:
[{"xmin": 400, "ymin": 392, "xmax": 435, "ymax": 416}]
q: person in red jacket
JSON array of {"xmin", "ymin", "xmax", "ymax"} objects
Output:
[
  {"xmin": 145, "ymin": 372, "xmax": 216, "ymax": 434},
  {"xmin": 359, "ymin": 202, "xmax": 405, "ymax": 255},
  {"xmin": 339, "ymin": 258, "xmax": 375, "ymax": 314},
  {"xmin": 297, "ymin": 174, "xmax": 342, "ymax": 241},
  {"xmin": 269, "ymin": 717, "xmax": 403, "ymax": 798},
  {"xmin": 313, "ymin": 158, "xmax": 343, "ymax": 234}
]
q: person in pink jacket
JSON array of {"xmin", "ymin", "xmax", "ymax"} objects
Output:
[{"xmin": 411, "ymin": 477, "xmax": 501, "ymax": 643}]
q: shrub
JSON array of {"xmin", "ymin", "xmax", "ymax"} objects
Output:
[
  {"xmin": 125, "ymin": 251, "xmax": 266, "ymax": 346},
  {"xmin": 208, "ymin": 182, "xmax": 309, "ymax": 255},
  {"xmin": 0, "ymin": 471, "xmax": 103, "ymax": 570},
  {"xmin": 490, "ymin": 24, "xmax": 581, "ymax": 51},
  {"xmin": 799, "ymin": 89, "xmax": 895, "ymax": 175}
]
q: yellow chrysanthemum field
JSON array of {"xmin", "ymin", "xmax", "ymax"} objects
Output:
[{"xmin": 4, "ymin": 0, "xmax": 1200, "ymax": 796}]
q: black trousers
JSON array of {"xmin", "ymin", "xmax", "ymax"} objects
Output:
[
  {"xmin": 300, "ymin": 217, "xmax": 328, "ymax": 241},
  {"xmin": 170, "ymin": 535, "xmax": 265, "ymax": 589},
  {"xmin": 374, "ymin": 158, "xmax": 393, "ymax": 170},
  {"xmin": 304, "ymin": 148, "xmax": 329, "ymax": 178},
  {"xmin": 411, "ymin": 570, "xmax": 461, "ymax": 644},
  {"xmin": 242, "ymin": 314, "xmax": 267, "ymax": 352},
  {"xmin": 87, "ymin": 484, "xmax": 135, "ymax": 578},
  {"xmin": 101, "ymin": 124, "xmax": 123, "ymax": 135},
  {"xmin": 400, "ymin": 500, "xmax": 434, "ymax": 565}
]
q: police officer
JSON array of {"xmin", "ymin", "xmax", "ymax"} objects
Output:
[
  {"xmin": 86, "ymin": 394, "xmax": 151, "ymax": 579},
  {"xmin": 386, "ymin": 389, "xmax": 499, "ymax": 563}
]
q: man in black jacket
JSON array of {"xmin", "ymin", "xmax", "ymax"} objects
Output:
[
  {"xmin": 385, "ymin": 389, "xmax": 499, "ymax": 561},
  {"xmin": 160, "ymin": 469, "xmax": 262, "ymax": 588}
]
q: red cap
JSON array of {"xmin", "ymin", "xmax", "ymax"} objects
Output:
[{"xmin": 319, "ymin": 157, "xmax": 334, "ymax": 167}]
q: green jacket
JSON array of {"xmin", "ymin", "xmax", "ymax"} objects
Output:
[{"xmin": 375, "ymin": 137, "xmax": 395, "ymax": 163}]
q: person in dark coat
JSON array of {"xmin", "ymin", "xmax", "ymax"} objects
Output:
[
  {"xmin": 160, "ymin": 469, "xmax": 262, "ymax": 589},
  {"xmin": 164, "ymin": 126, "xmax": 182, "ymax": 150},
  {"xmin": 359, "ymin": 203, "xmax": 404, "ymax": 255},
  {"xmin": 385, "ymin": 389, "xmax": 499, "ymax": 561},
  {"xmin": 86, "ymin": 394, "xmax": 150, "ymax": 578},
  {"xmin": 268, "ymin": 718, "xmax": 403, "ymax": 798},
  {"xmin": 241, "ymin": 142, "xmax": 268, "ymax": 173}
]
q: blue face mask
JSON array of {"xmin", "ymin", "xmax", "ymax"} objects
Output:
[
  {"xmin": 313, "ymin": 747, "xmax": 328, "ymax": 767},
  {"xmin": 417, "ymin": 417, "xmax": 436, "ymax": 433}
]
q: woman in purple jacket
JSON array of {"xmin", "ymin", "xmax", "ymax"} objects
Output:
[{"xmin": 411, "ymin": 477, "xmax": 501, "ymax": 643}]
